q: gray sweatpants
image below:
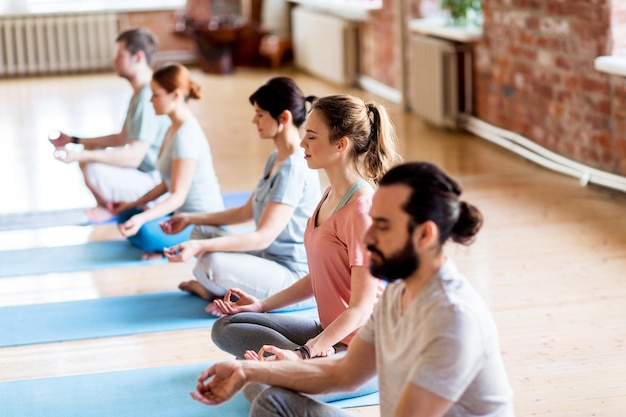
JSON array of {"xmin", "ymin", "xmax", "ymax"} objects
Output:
[
  {"xmin": 191, "ymin": 225, "xmax": 312, "ymax": 308},
  {"xmin": 250, "ymin": 387, "xmax": 353, "ymax": 417}
]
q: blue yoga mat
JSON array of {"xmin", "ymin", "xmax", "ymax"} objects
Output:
[
  {"xmin": 0, "ymin": 240, "xmax": 165, "ymax": 278},
  {"xmin": 0, "ymin": 292, "xmax": 214, "ymax": 347},
  {"xmin": 0, "ymin": 292, "xmax": 318, "ymax": 347},
  {"xmin": 0, "ymin": 191, "xmax": 251, "ymax": 232},
  {"xmin": 0, "ymin": 363, "xmax": 379, "ymax": 417}
]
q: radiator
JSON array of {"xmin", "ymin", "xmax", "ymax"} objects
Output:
[
  {"xmin": 291, "ymin": 7, "xmax": 357, "ymax": 86},
  {"xmin": 410, "ymin": 34, "xmax": 459, "ymax": 128},
  {"xmin": 0, "ymin": 13, "xmax": 118, "ymax": 76}
]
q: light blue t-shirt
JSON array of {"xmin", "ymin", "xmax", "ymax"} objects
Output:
[
  {"xmin": 124, "ymin": 84, "xmax": 171, "ymax": 173},
  {"xmin": 156, "ymin": 117, "xmax": 224, "ymax": 214},
  {"xmin": 253, "ymin": 150, "xmax": 321, "ymax": 274}
]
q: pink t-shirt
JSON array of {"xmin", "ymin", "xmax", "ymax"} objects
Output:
[{"xmin": 304, "ymin": 187, "xmax": 385, "ymax": 345}]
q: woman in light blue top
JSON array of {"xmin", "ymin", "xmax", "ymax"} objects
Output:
[
  {"xmin": 162, "ymin": 77, "xmax": 321, "ymax": 308},
  {"xmin": 111, "ymin": 63, "xmax": 224, "ymax": 257}
]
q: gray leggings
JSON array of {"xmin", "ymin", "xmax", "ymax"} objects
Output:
[
  {"xmin": 211, "ymin": 312, "xmax": 324, "ymax": 359},
  {"xmin": 211, "ymin": 312, "xmax": 379, "ymax": 404},
  {"xmin": 250, "ymin": 387, "xmax": 353, "ymax": 417}
]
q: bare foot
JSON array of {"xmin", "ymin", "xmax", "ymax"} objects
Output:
[
  {"xmin": 85, "ymin": 206, "xmax": 115, "ymax": 223},
  {"xmin": 142, "ymin": 252, "xmax": 165, "ymax": 261},
  {"xmin": 179, "ymin": 280, "xmax": 212, "ymax": 301}
]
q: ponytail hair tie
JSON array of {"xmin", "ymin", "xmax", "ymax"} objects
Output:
[{"xmin": 366, "ymin": 103, "xmax": 379, "ymax": 128}]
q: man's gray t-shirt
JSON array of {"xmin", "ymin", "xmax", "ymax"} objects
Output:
[
  {"xmin": 124, "ymin": 84, "xmax": 171, "ymax": 173},
  {"xmin": 252, "ymin": 150, "xmax": 321, "ymax": 274},
  {"xmin": 156, "ymin": 117, "xmax": 223, "ymax": 214},
  {"xmin": 358, "ymin": 259, "xmax": 515, "ymax": 417}
]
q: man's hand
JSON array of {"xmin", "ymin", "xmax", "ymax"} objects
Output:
[
  {"xmin": 49, "ymin": 131, "xmax": 73, "ymax": 148},
  {"xmin": 190, "ymin": 361, "xmax": 246, "ymax": 406}
]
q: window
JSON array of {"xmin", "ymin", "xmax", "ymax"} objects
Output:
[{"xmin": 0, "ymin": 0, "xmax": 185, "ymax": 15}]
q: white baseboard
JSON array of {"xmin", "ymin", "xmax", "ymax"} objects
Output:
[
  {"xmin": 357, "ymin": 75, "xmax": 403, "ymax": 103},
  {"xmin": 462, "ymin": 114, "xmax": 626, "ymax": 193}
]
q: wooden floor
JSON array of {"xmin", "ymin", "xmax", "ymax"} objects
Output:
[{"xmin": 1, "ymin": 67, "xmax": 626, "ymax": 416}]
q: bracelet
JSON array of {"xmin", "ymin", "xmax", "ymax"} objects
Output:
[
  {"xmin": 295, "ymin": 345, "xmax": 311, "ymax": 360},
  {"xmin": 71, "ymin": 136, "xmax": 80, "ymax": 144}
]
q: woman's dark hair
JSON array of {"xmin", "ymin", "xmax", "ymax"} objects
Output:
[
  {"xmin": 379, "ymin": 162, "xmax": 483, "ymax": 245},
  {"xmin": 310, "ymin": 95, "xmax": 401, "ymax": 185},
  {"xmin": 153, "ymin": 63, "xmax": 201, "ymax": 101},
  {"xmin": 249, "ymin": 77, "xmax": 315, "ymax": 128},
  {"xmin": 116, "ymin": 28, "xmax": 158, "ymax": 65}
]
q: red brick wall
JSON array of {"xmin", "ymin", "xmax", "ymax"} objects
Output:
[
  {"xmin": 116, "ymin": 0, "xmax": 243, "ymax": 63},
  {"xmin": 473, "ymin": 0, "xmax": 625, "ymax": 174},
  {"xmin": 118, "ymin": 10, "xmax": 195, "ymax": 58},
  {"xmin": 359, "ymin": 0, "xmax": 401, "ymax": 89},
  {"xmin": 608, "ymin": 0, "xmax": 626, "ymax": 174}
]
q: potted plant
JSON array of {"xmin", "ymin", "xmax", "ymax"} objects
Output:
[{"xmin": 441, "ymin": 0, "xmax": 482, "ymax": 26}]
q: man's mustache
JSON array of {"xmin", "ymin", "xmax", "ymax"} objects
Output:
[{"xmin": 367, "ymin": 245, "xmax": 383, "ymax": 259}]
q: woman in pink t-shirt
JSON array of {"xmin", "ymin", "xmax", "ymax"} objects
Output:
[{"xmin": 209, "ymin": 95, "xmax": 401, "ymax": 402}]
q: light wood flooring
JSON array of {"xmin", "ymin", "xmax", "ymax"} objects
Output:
[{"xmin": 1, "ymin": 67, "xmax": 625, "ymax": 416}]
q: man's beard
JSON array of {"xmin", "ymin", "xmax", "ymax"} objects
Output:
[{"xmin": 368, "ymin": 237, "xmax": 419, "ymax": 283}]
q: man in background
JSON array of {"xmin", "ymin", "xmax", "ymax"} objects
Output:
[{"xmin": 50, "ymin": 27, "xmax": 170, "ymax": 220}]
